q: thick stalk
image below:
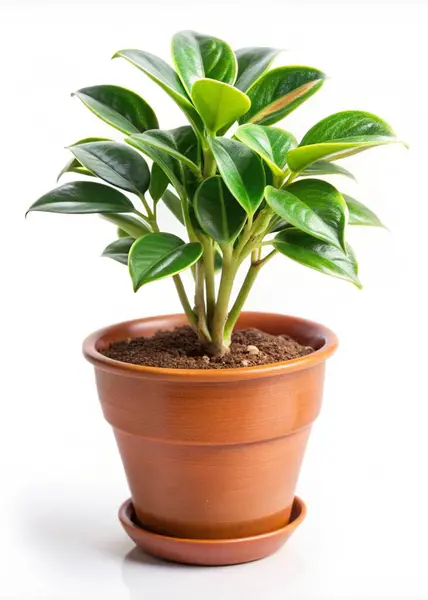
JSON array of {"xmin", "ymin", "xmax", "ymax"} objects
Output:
[
  {"xmin": 209, "ymin": 246, "xmax": 237, "ymax": 355},
  {"xmin": 194, "ymin": 260, "xmax": 211, "ymax": 341},
  {"xmin": 202, "ymin": 238, "xmax": 216, "ymax": 326}
]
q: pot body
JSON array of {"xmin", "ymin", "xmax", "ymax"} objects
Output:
[{"xmin": 83, "ymin": 312, "xmax": 337, "ymax": 540}]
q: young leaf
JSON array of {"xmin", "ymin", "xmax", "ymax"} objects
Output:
[
  {"xmin": 343, "ymin": 194, "xmax": 385, "ymax": 227},
  {"xmin": 27, "ymin": 181, "xmax": 135, "ymax": 214},
  {"xmin": 72, "ymin": 85, "xmax": 158, "ymax": 134},
  {"xmin": 69, "ymin": 141, "xmax": 150, "ymax": 195},
  {"xmin": 162, "ymin": 190, "xmax": 184, "ymax": 224},
  {"xmin": 102, "ymin": 237, "xmax": 134, "ymax": 265},
  {"xmin": 191, "ymin": 79, "xmax": 250, "ymax": 134},
  {"xmin": 266, "ymin": 178, "xmax": 347, "ymax": 250},
  {"xmin": 287, "ymin": 111, "xmax": 403, "ymax": 172},
  {"xmin": 129, "ymin": 232, "xmax": 202, "ymax": 290},
  {"xmin": 149, "ymin": 162, "xmax": 169, "ymax": 203},
  {"xmin": 209, "ymin": 138, "xmax": 265, "ymax": 215},
  {"xmin": 102, "ymin": 213, "xmax": 150, "ymax": 238},
  {"xmin": 235, "ymin": 47, "xmax": 279, "ymax": 92},
  {"xmin": 274, "ymin": 229, "xmax": 361, "ymax": 288},
  {"xmin": 235, "ymin": 124, "xmax": 297, "ymax": 175},
  {"xmin": 299, "ymin": 160, "xmax": 356, "ymax": 181},
  {"xmin": 58, "ymin": 137, "xmax": 110, "ymax": 181},
  {"xmin": 113, "ymin": 49, "xmax": 203, "ymax": 133},
  {"xmin": 240, "ymin": 66, "xmax": 326, "ymax": 126},
  {"xmin": 194, "ymin": 176, "xmax": 247, "ymax": 243},
  {"xmin": 171, "ymin": 31, "xmax": 237, "ymax": 96}
]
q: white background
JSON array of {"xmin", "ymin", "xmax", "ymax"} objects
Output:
[{"xmin": 1, "ymin": 1, "xmax": 428, "ymax": 598}]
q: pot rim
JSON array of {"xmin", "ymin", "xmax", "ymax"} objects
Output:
[{"xmin": 83, "ymin": 311, "xmax": 338, "ymax": 382}]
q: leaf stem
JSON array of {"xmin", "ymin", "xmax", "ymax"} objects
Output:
[{"xmin": 173, "ymin": 275, "xmax": 198, "ymax": 328}]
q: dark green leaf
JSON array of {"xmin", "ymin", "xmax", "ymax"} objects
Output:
[
  {"xmin": 266, "ymin": 178, "xmax": 347, "ymax": 250},
  {"xmin": 194, "ymin": 176, "xmax": 246, "ymax": 243},
  {"xmin": 27, "ymin": 181, "xmax": 135, "ymax": 214},
  {"xmin": 209, "ymin": 138, "xmax": 265, "ymax": 215},
  {"xmin": 235, "ymin": 47, "xmax": 279, "ymax": 92},
  {"xmin": 102, "ymin": 213, "xmax": 150, "ymax": 238},
  {"xmin": 240, "ymin": 66, "xmax": 326, "ymax": 126},
  {"xmin": 69, "ymin": 141, "xmax": 150, "ymax": 195},
  {"xmin": 191, "ymin": 79, "xmax": 250, "ymax": 134},
  {"xmin": 73, "ymin": 85, "xmax": 158, "ymax": 134},
  {"xmin": 274, "ymin": 229, "xmax": 361, "ymax": 288},
  {"xmin": 235, "ymin": 124, "xmax": 297, "ymax": 175},
  {"xmin": 299, "ymin": 160, "xmax": 356, "ymax": 181},
  {"xmin": 162, "ymin": 190, "xmax": 184, "ymax": 224},
  {"xmin": 214, "ymin": 249, "xmax": 223, "ymax": 272},
  {"xmin": 149, "ymin": 162, "xmax": 169, "ymax": 203},
  {"xmin": 343, "ymin": 194, "xmax": 385, "ymax": 227},
  {"xmin": 129, "ymin": 232, "xmax": 202, "ymax": 290},
  {"xmin": 171, "ymin": 30, "xmax": 237, "ymax": 96},
  {"xmin": 102, "ymin": 237, "xmax": 134, "ymax": 265},
  {"xmin": 58, "ymin": 137, "xmax": 110, "ymax": 181},
  {"xmin": 287, "ymin": 111, "xmax": 403, "ymax": 172}
]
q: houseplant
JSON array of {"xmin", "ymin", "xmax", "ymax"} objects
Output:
[{"xmin": 27, "ymin": 31, "xmax": 403, "ymax": 565}]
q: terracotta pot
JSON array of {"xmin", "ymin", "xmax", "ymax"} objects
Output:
[{"xmin": 83, "ymin": 312, "xmax": 337, "ymax": 561}]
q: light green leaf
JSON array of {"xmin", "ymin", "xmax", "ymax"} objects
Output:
[
  {"xmin": 191, "ymin": 79, "xmax": 250, "ymax": 134},
  {"xmin": 299, "ymin": 160, "xmax": 356, "ymax": 181},
  {"xmin": 343, "ymin": 194, "xmax": 385, "ymax": 227},
  {"xmin": 274, "ymin": 229, "xmax": 361, "ymax": 288},
  {"xmin": 209, "ymin": 138, "xmax": 265, "ymax": 215},
  {"xmin": 287, "ymin": 111, "xmax": 403, "ymax": 172},
  {"xmin": 72, "ymin": 85, "xmax": 158, "ymax": 134},
  {"xmin": 129, "ymin": 232, "xmax": 202, "ymax": 290},
  {"xmin": 27, "ymin": 181, "xmax": 135, "ymax": 214},
  {"xmin": 171, "ymin": 30, "xmax": 237, "ymax": 96},
  {"xmin": 102, "ymin": 213, "xmax": 150, "ymax": 238},
  {"xmin": 194, "ymin": 176, "xmax": 246, "ymax": 243},
  {"xmin": 162, "ymin": 190, "xmax": 184, "ymax": 224},
  {"xmin": 149, "ymin": 162, "xmax": 169, "ymax": 203},
  {"xmin": 69, "ymin": 141, "xmax": 150, "ymax": 195},
  {"xmin": 235, "ymin": 47, "xmax": 279, "ymax": 92},
  {"xmin": 235, "ymin": 124, "xmax": 297, "ymax": 175},
  {"xmin": 240, "ymin": 66, "xmax": 326, "ymax": 126},
  {"xmin": 266, "ymin": 178, "xmax": 347, "ymax": 250},
  {"xmin": 102, "ymin": 237, "xmax": 134, "ymax": 265},
  {"xmin": 58, "ymin": 137, "xmax": 110, "ymax": 181},
  {"xmin": 113, "ymin": 49, "xmax": 203, "ymax": 133}
]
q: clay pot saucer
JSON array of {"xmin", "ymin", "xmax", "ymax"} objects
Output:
[{"xmin": 119, "ymin": 496, "xmax": 306, "ymax": 566}]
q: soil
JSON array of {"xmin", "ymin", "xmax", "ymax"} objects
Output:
[{"xmin": 102, "ymin": 326, "xmax": 314, "ymax": 369}]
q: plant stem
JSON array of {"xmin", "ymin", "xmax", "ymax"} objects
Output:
[
  {"xmin": 202, "ymin": 144, "xmax": 217, "ymax": 178},
  {"xmin": 137, "ymin": 194, "xmax": 155, "ymax": 220},
  {"xmin": 194, "ymin": 260, "xmax": 211, "ymax": 341},
  {"xmin": 202, "ymin": 238, "xmax": 216, "ymax": 326},
  {"xmin": 210, "ymin": 245, "xmax": 237, "ymax": 354},
  {"xmin": 173, "ymin": 275, "xmax": 198, "ymax": 328}
]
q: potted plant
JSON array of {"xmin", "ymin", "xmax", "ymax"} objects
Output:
[{"xmin": 27, "ymin": 31, "xmax": 404, "ymax": 566}]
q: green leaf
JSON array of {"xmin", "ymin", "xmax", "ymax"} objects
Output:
[
  {"xmin": 102, "ymin": 237, "xmax": 134, "ymax": 265},
  {"xmin": 287, "ymin": 111, "xmax": 402, "ymax": 172},
  {"xmin": 274, "ymin": 229, "xmax": 361, "ymax": 288},
  {"xmin": 209, "ymin": 138, "xmax": 265, "ymax": 215},
  {"xmin": 149, "ymin": 162, "xmax": 169, "ymax": 203},
  {"xmin": 73, "ymin": 85, "xmax": 158, "ymax": 134},
  {"xmin": 235, "ymin": 47, "xmax": 279, "ymax": 92},
  {"xmin": 343, "ymin": 194, "xmax": 385, "ymax": 227},
  {"xmin": 117, "ymin": 228, "xmax": 129, "ymax": 238},
  {"xmin": 171, "ymin": 30, "xmax": 237, "ymax": 96},
  {"xmin": 58, "ymin": 137, "xmax": 110, "ymax": 181},
  {"xmin": 102, "ymin": 213, "xmax": 150, "ymax": 238},
  {"xmin": 69, "ymin": 141, "xmax": 150, "ymax": 195},
  {"xmin": 299, "ymin": 160, "xmax": 356, "ymax": 181},
  {"xmin": 113, "ymin": 49, "xmax": 203, "ymax": 132},
  {"xmin": 214, "ymin": 249, "xmax": 223, "ymax": 273},
  {"xmin": 27, "ymin": 181, "xmax": 135, "ymax": 215},
  {"xmin": 191, "ymin": 79, "xmax": 250, "ymax": 134},
  {"xmin": 266, "ymin": 178, "xmax": 347, "ymax": 250},
  {"xmin": 129, "ymin": 127, "xmax": 201, "ymax": 174},
  {"xmin": 162, "ymin": 190, "xmax": 184, "ymax": 224},
  {"xmin": 235, "ymin": 124, "xmax": 297, "ymax": 175},
  {"xmin": 194, "ymin": 176, "xmax": 246, "ymax": 243},
  {"xmin": 240, "ymin": 66, "xmax": 326, "ymax": 126},
  {"xmin": 129, "ymin": 232, "xmax": 202, "ymax": 290}
]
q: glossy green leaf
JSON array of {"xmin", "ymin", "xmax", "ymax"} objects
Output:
[
  {"xmin": 102, "ymin": 213, "xmax": 150, "ymax": 238},
  {"xmin": 191, "ymin": 79, "xmax": 250, "ymax": 134},
  {"xmin": 235, "ymin": 124, "xmax": 297, "ymax": 175},
  {"xmin": 343, "ymin": 194, "xmax": 385, "ymax": 227},
  {"xmin": 129, "ymin": 232, "xmax": 202, "ymax": 290},
  {"xmin": 266, "ymin": 178, "xmax": 347, "ymax": 250},
  {"xmin": 58, "ymin": 137, "xmax": 110, "ymax": 181},
  {"xmin": 287, "ymin": 111, "xmax": 402, "ymax": 172},
  {"xmin": 274, "ymin": 229, "xmax": 361, "ymax": 288},
  {"xmin": 69, "ymin": 141, "xmax": 150, "ymax": 195},
  {"xmin": 149, "ymin": 162, "xmax": 169, "ymax": 203},
  {"xmin": 172, "ymin": 31, "xmax": 237, "ymax": 96},
  {"xmin": 240, "ymin": 66, "xmax": 325, "ymax": 126},
  {"xmin": 235, "ymin": 47, "xmax": 279, "ymax": 92},
  {"xmin": 162, "ymin": 190, "xmax": 184, "ymax": 224},
  {"xmin": 194, "ymin": 176, "xmax": 246, "ymax": 243},
  {"xmin": 299, "ymin": 160, "xmax": 356, "ymax": 181},
  {"xmin": 27, "ymin": 181, "xmax": 135, "ymax": 215},
  {"xmin": 209, "ymin": 138, "xmax": 265, "ymax": 215},
  {"xmin": 73, "ymin": 85, "xmax": 158, "ymax": 134},
  {"xmin": 113, "ymin": 49, "xmax": 203, "ymax": 132},
  {"xmin": 102, "ymin": 237, "xmax": 134, "ymax": 265}
]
